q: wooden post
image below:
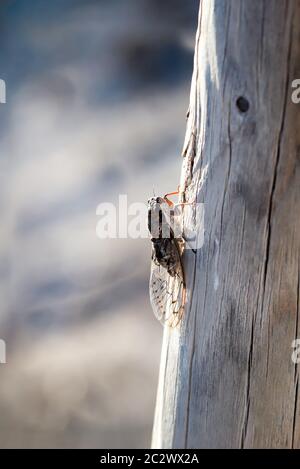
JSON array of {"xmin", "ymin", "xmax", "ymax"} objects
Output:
[{"xmin": 152, "ymin": 0, "xmax": 300, "ymax": 448}]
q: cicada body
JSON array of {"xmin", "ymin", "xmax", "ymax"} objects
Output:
[{"xmin": 148, "ymin": 195, "xmax": 186, "ymax": 327}]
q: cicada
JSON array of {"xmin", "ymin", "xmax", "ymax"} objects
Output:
[{"xmin": 148, "ymin": 190, "xmax": 186, "ymax": 327}]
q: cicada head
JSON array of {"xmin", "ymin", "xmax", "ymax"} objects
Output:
[{"xmin": 147, "ymin": 196, "xmax": 164, "ymax": 210}]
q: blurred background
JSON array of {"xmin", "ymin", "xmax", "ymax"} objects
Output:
[{"xmin": 0, "ymin": 0, "xmax": 198, "ymax": 448}]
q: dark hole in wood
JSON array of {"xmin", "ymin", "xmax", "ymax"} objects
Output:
[{"xmin": 236, "ymin": 96, "xmax": 249, "ymax": 113}]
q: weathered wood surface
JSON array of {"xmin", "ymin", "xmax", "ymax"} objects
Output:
[{"xmin": 152, "ymin": 0, "xmax": 300, "ymax": 448}]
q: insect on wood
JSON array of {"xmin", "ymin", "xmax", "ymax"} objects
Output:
[{"xmin": 148, "ymin": 190, "xmax": 186, "ymax": 327}]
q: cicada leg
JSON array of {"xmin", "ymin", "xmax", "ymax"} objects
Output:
[
  {"xmin": 163, "ymin": 187, "xmax": 180, "ymax": 207},
  {"xmin": 164, "ymin": 187, "xmax": 196, "ymax": 208}
]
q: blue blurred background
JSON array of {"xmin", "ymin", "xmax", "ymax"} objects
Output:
[{"xmin": 0, "ymin": 0, "xmax": 198, "ymax": 448}]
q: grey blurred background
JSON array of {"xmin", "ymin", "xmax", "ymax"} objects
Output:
[{"xmin": 0, "ymin": 0, "xmax": 198, "ymax": 448}]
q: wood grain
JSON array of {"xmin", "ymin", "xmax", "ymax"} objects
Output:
[{"xmin": 152, "ymin": 0, "xmax": 300, "ymax": 449}]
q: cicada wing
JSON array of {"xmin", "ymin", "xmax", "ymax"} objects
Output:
[
  {"xmin": 149, "ymin": 263, "xmax": 169, "ymax": 324},
  {"xmin": 149, "ymin": 249, "xmax": 186, "ymax": 327}
]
